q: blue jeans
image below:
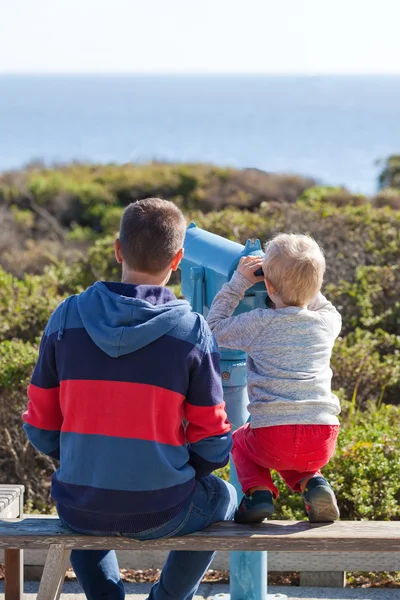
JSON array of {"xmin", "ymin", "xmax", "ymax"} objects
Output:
[{"xmin": 60, "ymin": 475, "xmax": 237, "ymax": 600}]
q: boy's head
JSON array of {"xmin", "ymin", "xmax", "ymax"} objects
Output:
[
  {"xmin": 115, "ymin": 198, "xmax": 186, "ymax": 277},
  {"xmin": 262, "ymin": 233, "xmax": 325, "ymax": 307}
]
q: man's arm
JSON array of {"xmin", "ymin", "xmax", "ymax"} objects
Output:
[
  {"xmin": 185, "ymin": 323, "xmax": 232, "ymax": 479},
  {"xmin": 23, "ymin": 319, "xmax": 62, "ymax": 459},
  {"xmin": 308, "ymin": 292, "xmax": 342, "ymax": 339}
]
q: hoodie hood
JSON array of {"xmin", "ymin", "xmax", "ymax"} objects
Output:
[{"xmin": 71, "ymin": 282, "xmax": 191, "ymax": 358}]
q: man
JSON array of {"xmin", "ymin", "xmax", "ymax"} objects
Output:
[{"xmin": 23, "ymin": 198, "xmax": 236, "ymax": 600}]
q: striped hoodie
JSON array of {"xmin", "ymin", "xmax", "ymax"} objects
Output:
[{"xmin": 23, "ymin": 282, "xmax": 232, "ymax": 533}]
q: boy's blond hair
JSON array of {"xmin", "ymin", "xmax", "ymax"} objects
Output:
[{"xmin": 262, "ymin": 233, "xmax": 325, "ymax": 307}]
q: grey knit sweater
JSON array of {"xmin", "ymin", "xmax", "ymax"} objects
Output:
[{"xmin": 207, "ymin": 272, "xmax": 341, "ymax": 428}]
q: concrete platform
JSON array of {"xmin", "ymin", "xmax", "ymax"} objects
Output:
[{"xmin": 1, "ymin": 581, "xmax": 399, "ymax": 599}]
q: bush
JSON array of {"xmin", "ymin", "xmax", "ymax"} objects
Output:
[
  {"xmin": 0, "ymin": 339, "xmax": 56, "ymax": 510},
  {"xmin": 326, "ymin": 265, "xmax": 400, "ymax": 336},
  {"xmin": 297, "ymin": 186, "xmax": 367, "ymax": 208},
  {"xmin": 0, "ymin": 264, "xmax": 86, "ymax": 344},
  {"xmin": 75, "ymin": 236, "xmax": 121, "ymax": 285},
  {"xmin": 331, "ymin": 329, "xmax": 400, "ymax": 406},
  {"xmin": 192, "ymin": 203, "xmax": 400, "ymax": 288},
  {"xmin": 0, "ymin": 269, "xmax": 61, "ymax": 343},
  {"xmin": 0, "ymin": 162, "xmax": 315, "ymax": 232},
  {"xmin": 371, "ymin": 188, "xmax": 400, "ymax": 210}
]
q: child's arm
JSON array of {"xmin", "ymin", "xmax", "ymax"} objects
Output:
[
  {"xmin": 308, "ymin": 293, "xmax": 342, "ymax": 338},
  {"xmin": 207, "ymin": 257, "xmax": 269, "ymax": 352},
  {"xmin": 22, "ymin": 314, "xmax": 62, "ymax": 459},
  {"xmin": 185, "ymin": 321, "xmax": 232, "ymax": 479}
]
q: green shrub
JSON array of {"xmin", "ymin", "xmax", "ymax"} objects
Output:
[
  {"xmin": 0, "ymin": 163, "xmax": 315, "ymax": 232},
  {"xmin": 326, "ymin": 265, "xmax": 400, "ymax": 336},
  {"xmin": 371, "ymin": 188, "xmax": 400, "ymax": 210},
  {"xmin": 67, "ymin": 225, "xmax": 98, "ymax": 242},
  {"xmin": 0, "ymin": 339, "xmax": 56, "ymax": 510},
  {"xmin": 192, "ymin": 203, "xmax": 400, "ymax": 289},
  {"xmin": 0, "ymin": 269, "xmax": 61, "ymax": 343},
  {"xmin": 0, "ymin": 338, "xmax": 37, "ymax": 390},
  {"xmin": 331, "ymin": 329, "xmax": 400, "ymax": 406},
  {"xmin": 297, "ymin": 185, "xmax": 367, "ymax": 208},
  {"xmin": 100, "ymin": 206, "xmax": 124, "ymax": 235},
  {"xmin": 75, "ymin": 236, "xmax": 121, "ymax": 285},
  {"xmin": 0, "ymin": 263, "xmax": 87, "ymax": 344}
]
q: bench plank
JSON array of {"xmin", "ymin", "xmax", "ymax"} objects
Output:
[{"xmin": 1, "ymin": 518, "xmax": 400, "ymax": 552}]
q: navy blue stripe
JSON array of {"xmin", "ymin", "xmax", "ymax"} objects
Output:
[
  {"xmin": 52, "ymin": 476, "xmax": 196, "ymax": 514},
  {"xmin": 31, "ymin": 333, "xmax": 59, "ymax": 389},
  {"xmin": 188, "ymin": 450, "xmax": 229, "ymax": 479},
  {"xmin": 49, "ymin": 327, "xmax": 220, "ymax": 399},
  {"xmin": 53, "ymin": 327, "xmax": 191, "ymax": 394},
  {"xmin": 186, "ymin": 350, "xmax": 224, "ymax": 407}
]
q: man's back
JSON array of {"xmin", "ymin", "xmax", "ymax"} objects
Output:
[{"xmin": 23, "ymin": 281, "xmax": 232, "ymax": 533}]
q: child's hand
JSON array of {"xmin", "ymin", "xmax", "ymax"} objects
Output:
[{"xmin": 237, "ymin": 256, "xmax": 265, "ymax": 284}]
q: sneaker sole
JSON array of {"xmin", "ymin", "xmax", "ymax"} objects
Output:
[
  {"xmin": 234, "ymin": 504, "xmax": 274, "ymax": 524},
  {"xmin": 307, "ymin": 488, "xmax": 340, "ymax": 523}
]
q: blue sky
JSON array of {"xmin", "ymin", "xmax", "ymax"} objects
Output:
[{"xmin": 1, "ymin": 0, "xmax": 399, "ymax": 74}]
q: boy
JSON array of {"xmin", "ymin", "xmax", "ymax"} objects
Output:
[
  {"xmin": 23, "ymin": 198, "xmax": 236, "ymax": 600},
  {"xmin": 207, "ymin": 233, "xmax": 341, "ymax": 524}
]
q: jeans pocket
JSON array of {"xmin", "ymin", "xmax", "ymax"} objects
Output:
[
  {"xmin": 156, "ymin": 503, "xmax": 195, "ymax": 539},
  {"xmin": 191, "ymin": 504, "xmax": 212, "ymax": 521}
]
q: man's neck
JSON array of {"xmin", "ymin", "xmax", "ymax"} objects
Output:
[{"xmin": 121, "ymin": 268, "xmax": 170, "ymax": 287}]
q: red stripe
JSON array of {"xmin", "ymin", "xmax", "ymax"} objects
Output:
[
  {"xmin": 60, "ymin": 380, "xmax": 186, "ymax": 446},
  {"xmin": 23, "ymin": 384, "xmax": 62, "ymax": 430},
  {"xmin": 185, "ymin": 402, "xmax": 231, "ymax": 444}
]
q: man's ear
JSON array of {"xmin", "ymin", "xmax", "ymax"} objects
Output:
[
  {"xmin": 114, "ymin": 238, "xmax": 123, "ymax": 264},
  {"xmin": 171, "ymin": 248, "xmax": 184, "ymax": 272}
]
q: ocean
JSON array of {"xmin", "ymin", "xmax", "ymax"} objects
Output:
[{"xmin": 1, "ymin": 75, "xmax": 400, "ymax": 194}]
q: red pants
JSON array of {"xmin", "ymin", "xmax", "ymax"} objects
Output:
[{"xmin": 232, "ymin": 423, "xmax": 339, "ymax": 498}]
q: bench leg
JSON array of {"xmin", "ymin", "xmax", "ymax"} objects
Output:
[
  {"xmin": 37, "ymin": 544, "xmax": 70, "ymax": 600},
  {"xmin": 4, "ymin": 549, "xmax": 23, "ymax": 600}
]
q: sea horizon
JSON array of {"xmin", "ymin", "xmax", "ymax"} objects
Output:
[{"xmin": 1, "ymin": 74, "xmax": 400, "ymax": 193}]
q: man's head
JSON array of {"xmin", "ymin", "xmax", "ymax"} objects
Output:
[
  {"xmin": 262, "ymin": 233, "xmax": 325, "ymax": 307},
  {"xmin": 114, "ymin": 198, "xmax": 187, "ymax": 284}
]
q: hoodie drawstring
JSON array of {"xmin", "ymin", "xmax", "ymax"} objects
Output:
[{"xmin": 57, "ymin": 296, "xmax": 74, "ymax": 341}]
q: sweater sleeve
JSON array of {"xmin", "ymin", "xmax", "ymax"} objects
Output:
[
  {"xmin": 308, "ymin": 293, "xmax": 342, "ymax": 339},
  {"xmin": 207, "ymin": 271, "xmax": 272, "ymax": 352},
  {"xmin": 22, "ymin": 321, "xmax": 62, "ymax": 459},
  {"xmin": 185, "ymin": 320, "xmax": 232, "ymax": 479}
]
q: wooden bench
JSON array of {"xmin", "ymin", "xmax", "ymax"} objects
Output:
[{"xmin": 2, "ymin": 517, "xmax": 400, "ymax": 600}]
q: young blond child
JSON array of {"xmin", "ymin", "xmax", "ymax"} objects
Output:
[{"xmin": 207, "ymin": 233, "xmax": 341, "ymax": 523}]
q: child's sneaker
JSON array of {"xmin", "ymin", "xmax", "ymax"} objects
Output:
[
  {"xmin": 302, "ymin": 476, "xmax": 340, "ymax": 523},
  {"xmin": 234, "ymin": 491, "xmax": 274, "ymax": 524}
]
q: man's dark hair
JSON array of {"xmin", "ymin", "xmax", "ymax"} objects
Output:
[{"xmin": 119, "ymin": 198, "xmax": 187, "ymax": 274}]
